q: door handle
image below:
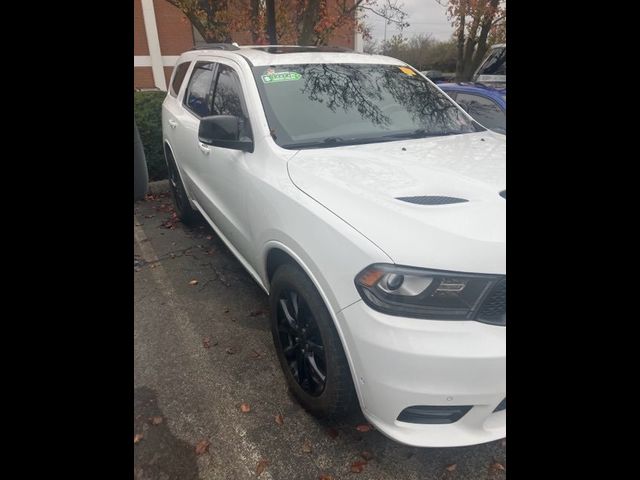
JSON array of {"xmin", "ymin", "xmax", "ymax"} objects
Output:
[
  {"xmin": 168, "ymin": 119, "xmax": 177, "ymax": 129},
  {"xmin": 198, "ymin": 142, "xmax": 210, "ymax": 155}
]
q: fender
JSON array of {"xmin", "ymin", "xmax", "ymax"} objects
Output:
[{"xmin": 261, "ymin": 240, "xmax": 367, "ymax": 408}]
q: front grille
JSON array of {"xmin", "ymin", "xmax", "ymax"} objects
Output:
[
  {"xmin": 477, "ymin": 278, "xmax": 506, "ymax": 325},
  {"xmin": 494, "ymin": 398, "xmax": 506, "ymax": 412}
]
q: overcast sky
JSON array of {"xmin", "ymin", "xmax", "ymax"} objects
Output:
[{"xmin": 366, "ymin": 0, "xmax": 454, "ymax": 43}]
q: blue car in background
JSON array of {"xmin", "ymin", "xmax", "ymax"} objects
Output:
[{"xmin": 438, "ymin": 83, "xmax": 506, "ymax": 134}]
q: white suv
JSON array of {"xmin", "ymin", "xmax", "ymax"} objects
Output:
[{"xmin": 162, "ymin": 45, "xmax": 506, "ymax": 447}]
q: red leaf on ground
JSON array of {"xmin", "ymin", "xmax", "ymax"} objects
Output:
[
  {"xmin": 360, "ymin": 451, "xmax": 374, "ymax": 461},
  {"xmin": 240, "ymin": 403, "xmax": 251, "ymax": 413},
  {"xmin": 134, "ymin": 433, "xmax": 144, "ymax": 444},
  {"xmin": 203, "ymin": 337, "xmax": 211, "ymax": 349},
  {"xmin": 256, "ymin": 459, "xmax": 269, "ymax": 476},
  {"xmin": 275, "ymin": 414, "xmax": 284, "ymax": 425},
  {"xmin": 355, "ymin": 423, "xmax": 373, "ymax": 432},
  {"xmin": 302, "ymin": 440, "xmax": 313, "ymax": 453},
  {"xmin": 350, "ymin": 460, "xmax": 367, "ymax": 473},
  {"xmin": 195, "ymin": 439, "xmax": 210, "ymax": 455},
  {"xmin": 326, "ymin": 427, "xmax": 339, "ymax": 439},
  {"xmin": 445, "ymin": 464, "xmax": 457, "ymax": 472}
]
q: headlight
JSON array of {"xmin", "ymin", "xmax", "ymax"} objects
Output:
[{"xmin": 355, "ymin": 263, "xmax": 505, "ymax": 323}]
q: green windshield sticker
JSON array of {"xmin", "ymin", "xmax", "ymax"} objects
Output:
[{"xmin": 261, "ymin": 71, "xmax": 302, "ymax": 83}]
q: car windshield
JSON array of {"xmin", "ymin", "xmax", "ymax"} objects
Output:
[
  {"xmin": 476, "ymin": 47, "xmax": 506, "ymax": 76},
  {"xmin": 252, "ymin": 63, "xmax": 484, "ymax": 149}
]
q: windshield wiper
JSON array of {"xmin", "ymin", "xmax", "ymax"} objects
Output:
[{"xmin": 381, "ymin": 129, "xmax": 461, "ymax": 140}]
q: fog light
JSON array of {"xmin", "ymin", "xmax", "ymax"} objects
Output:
[{"xmin": 397, "ymin": 405, "xmax": 472, "ymax": 424}]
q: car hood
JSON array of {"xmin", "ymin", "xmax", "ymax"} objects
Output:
[{"xmin": 287, "ymin": 132, "xmax": 506, "ymax": 274}]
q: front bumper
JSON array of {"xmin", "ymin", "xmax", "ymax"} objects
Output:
[{"xmin": 337, "ymin": 300, "xmax": 505, "ymax": 447}]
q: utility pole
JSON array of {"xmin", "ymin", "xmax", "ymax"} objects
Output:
[{"xmin": 266, "ymin": 0, "xmax": 277, "ymax": 45}]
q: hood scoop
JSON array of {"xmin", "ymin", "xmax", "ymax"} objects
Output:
[
  {"xmin": 396, "ymin": 195, "xmax": 468, "ymax": 205},
  {"xmin": 500, "ymin": 190, "xmax": 506, "ymax": 199}
]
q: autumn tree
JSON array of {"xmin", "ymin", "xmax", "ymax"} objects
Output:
[
  {"xmin": 165, "ymin": 0, "xmax": 408, "ymax": 46},
  {"xmin": 438, "ymin": 0, "xmax": 506, "ymax": 81}
]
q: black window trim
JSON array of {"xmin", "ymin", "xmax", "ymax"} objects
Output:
[
  {"xmin": 182, "ymin": 61, "xmax": 218, "ymax": 119},
  {"xmin": 169, "ymin": 61, "xmax": 192, "ymax": 98}
]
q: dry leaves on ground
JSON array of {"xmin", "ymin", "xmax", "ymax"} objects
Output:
[
  {"xmin": 150, "ymin": 416, "xmax": 163, "ymax": 425},
  {"xmin": 326, "ymin": 427, "xmax": 339, "ymax": 439},
  {"xmin": 195, "ymin": 439, "xmax": 210, "ymax": 455},
  {"xmin": 445, "ymin": 464, "xmax": 457, "ymax": 472},
  {"xmin": 249, "ymin": 309, "xmax": 267, "ymax": 317},
  {"xmin": 226, "ymin": 347, "xmax": 236, "ymax": 355},
  {"xmin": 189, "ymin": 279, "xmax": 198, "ymax": 285},
  {"xmin": 360, "ymin": 451, "xmax": 374, "ymax": 461},
  {"xmin": 256, "ymin": 459, "xmax": 269, "ymax": 476},
  {"xmin": 355, "ymin": 423, "xmax": 373, "ymax": 432},
  {"xmin": 319, "ymin": 475, "xmax": 334, "ymax": 480},
  {"xmin": 490, "ymin": 462, "xmax": 506, "ymax": 472},
  {"xmin": 275, "ymin": 414, "xmax": 284, "ymax": 425},
  {"xmin": 134, "ymin": 433, "xmax": 144, "ymax": 444},
  {"xmin": 240, "ymin": 403, "xmax": 251, "ymax": 413},
  {"xmin": 302, "ymin": 440, "xmax": 313, "ymax": 453},
  {"xmin": 350, "ymin": 460, "xmax": 367, "ymax": 473}
]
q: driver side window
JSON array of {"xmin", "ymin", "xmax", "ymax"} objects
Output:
[{"xmin": 212, "ymin": 64, "xmax": 252, "ymax": 138}]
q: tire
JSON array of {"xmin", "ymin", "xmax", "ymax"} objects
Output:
[
  {"xmin": 270, "ymin": 263, "xmax": 358, "ymax": 419},
  {"xmin": 164, "ymin": 148, "xmax": 200, "ymax": 226}
]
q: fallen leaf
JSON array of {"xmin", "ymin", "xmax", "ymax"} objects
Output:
[
  {"xmin": 360, "ymin": 451, "xmax": 374, "ymax": 461},
  {"xmin": 134, "ymin": 433, "xmax": 144, "ymax": 444},
  {"xmin": 256, "ymin": 459, "xmax": 269, "ymax": 476},
  {"xmin": 319, "ymin": 475, "xmax": 334, "ymax": 480},
  {"xmin": 206, "ymin": 235, "xmax": 212, "ymax": 240},
  {"xmin": 203, "ymin": 337, "xmax": 211, "ymax": 349},
  {"xmin": 275, "ymin": 414, "xmax": 284, "ymax": 425},
  {"xmin": 445, "ymin": 464, "xmax": 457, "ymax": 472},
  {"xmin": 226, "ymin": 347, "xmax": 236, "ymax": 355},
  {"xmin": 355, "ymin": 423, "xmax": 373, "ymax": 432},
  {"xmin": 189, "ymin": 280, "xmax": 198, "ymax": 285},
  {"xmin": 195, "ymin": 439, "xmax": 210, "ymax": 455},
  {"xmin": 302, "ymin": 440, "xmax": 312, "ymax": 453},
  {"xmin": 350, "ymin": 460, "xmax": 366, "ymax": 473},
  {"xmin": 240, "ymin": 403, "xmax": 251, "ymax": 413},
  {"xmin": 250, "ymin": 349, "xmax": 262, "ymax": 358},
  {"xmin": 326, "ymin": 427, "xmax": 339, "ymax": 439},
  {"xmin": 249, "ymin": 309, "xmax": 266, "ymax": 317},
  {"xmin": 150, "ymin": 416, "xmax": 163, "ymax": 425},
  {"xmin": 491, "ymin": 462, "xmax": 505, "ymax": 471}
]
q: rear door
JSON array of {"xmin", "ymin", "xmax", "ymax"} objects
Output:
[{"xmin": 171, "ymin": 61, "xmax": 218, "ymax": 198}]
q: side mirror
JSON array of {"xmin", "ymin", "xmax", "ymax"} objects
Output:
[{"xmin": 198, "ymin": 115, "xmax": 254, "ymax": 153}]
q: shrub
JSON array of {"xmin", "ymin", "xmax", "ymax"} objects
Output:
[{"xmin": 134, "ymin": 91, "xmax": 167, "ymax": 181}]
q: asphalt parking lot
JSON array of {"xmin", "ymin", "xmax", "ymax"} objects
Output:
[{"xmin": 134, "ymin": 187, "xmax": 506, "ymax": 480}]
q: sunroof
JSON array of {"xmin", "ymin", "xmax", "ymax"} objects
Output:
[{"xmin": 249, "ymin": 46, "xmax": 352, "ymax": 54}]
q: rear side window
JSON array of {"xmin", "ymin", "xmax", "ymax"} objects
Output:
[
  {"xmin": 456, "ymin": 93, "xmax": 506, "ymax": 133},
  {"xmin": 170, "ymin": 62, "xmax": 191, "ymax": 97},
  {"xmin": 184, "ymin": 62, "xmax": 215, "ymax": 117}
]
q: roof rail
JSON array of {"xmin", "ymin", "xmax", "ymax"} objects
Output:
[{"xmin": 191, "ymin": 43, "xmax": 240, "ymax": 51}]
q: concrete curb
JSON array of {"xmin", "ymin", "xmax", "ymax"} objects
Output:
[{"xmin": 148, "ymin": 179, "xmax": 170, "ymax": 194}]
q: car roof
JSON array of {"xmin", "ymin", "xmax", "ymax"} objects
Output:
[{"xmin": 179, "ymin": 45, "xmax": 406, "ymax": 67}]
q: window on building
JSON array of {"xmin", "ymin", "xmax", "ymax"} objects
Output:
[
  {"xmin": 183, "ymin": 62, "xmax": 215, "ymax": 117},
  {"xmin": 170, "ymin": 62, "xmax": 191, "ymax": 98}
]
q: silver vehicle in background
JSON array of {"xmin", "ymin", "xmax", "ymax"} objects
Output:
[{"xmin": 473, "ymin": 44, "xmax": 506, "ymax": 88}]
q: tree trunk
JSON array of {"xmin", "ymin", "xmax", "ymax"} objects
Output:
[
  {"xmin": 465, "ymin": 0, "xmax": 499, "ymax": 79},
  {"xmin": 300, "ymin": 0, "xmax": 321, "ymax": 45},
  {"xmin": 250, "ymin": 0, "xmax": 261, "ymax": 43},
  {"xmin": 266, "ymin": 0, "xmax": 277, "ymax": 45},
  {"xmin": 455, "ymin": 2, "xmax": 467, "ymax": 80}
]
